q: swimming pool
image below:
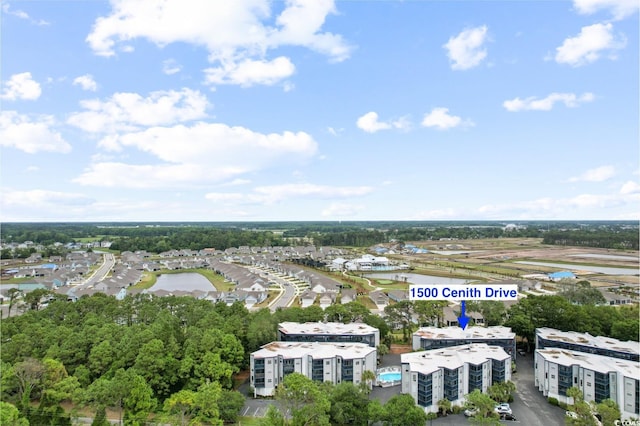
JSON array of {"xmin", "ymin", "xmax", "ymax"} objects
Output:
[{"xmin": 379, "ymin": 372, "xmax": 401, "ymax": 382}]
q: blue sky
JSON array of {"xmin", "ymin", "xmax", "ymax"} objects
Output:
[{"xmin": 1, "ymin": 0, "xmax": 638, "ymax": 222}]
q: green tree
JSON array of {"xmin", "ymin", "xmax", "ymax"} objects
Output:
[
  {"xmin": 6, "ymin": 288, "xmax": 23, "ymax": 317},
  {"xmin": 487, "ymin": 381, "xmax": 516, "ymax": 403},
  {"xmin": 275, "ymin": 373, "xmax": 330, "ymax": 426},
  {"xmin": 437, "ymin": 398, "xmax": 452, "ymax": 416},
  {"xmin": 23, "ymin": 288, "xmax": 52, "ymax": 311},
  {"xmin": 566, "ymin": 387, "xmax": 598, "ymax": 426},
  {"xmin": 465, "ymin": 389, "xmax": 499, "ymax": 421},
  {"xmin": 91, "ymin": 406, "xmax": 110, "ymax": 426},
  {"xmin": 595, "ymin": 398, "xmax": 621, "ymax": 426},
  {"xmin": 259, "ymin": 404, "xmax": 285, "ymax": 426},
  {"xmin": 0, "ymin": 401, "xmax": 29, "ymax": 426},
  {"xmin": 383, "ymin": 300, "xmax": 415, "ymax": 342},
  {"xmin": 193, "ymin": 381, "xmax": 223, "ymax": 425},
  {"xmin": 218, "ymin": 390, "xmax": 245, "ymax": 424},
  {"xmin": 163, "ymin": 390, "xmax": 197, "ymax": 426},
  {"xmin": 328, "ymin": 382, "xmax": 370, "ymax": 426},
  {"xmin": 122, "ymin": 373, "xmax": 156, "ymax": 425},
  {"xmin": 381, "ymin": 394, "xmax": 428, "ymax": 426},
  {"xmin": 13, "ymin": 357, "xmax": 45, "ymax": 410}
]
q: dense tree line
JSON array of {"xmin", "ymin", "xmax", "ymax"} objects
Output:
[
  {"xmin": 108, "ymin": 228, "xmax": 288, "ymax": 253},
  {"xmin": 3, "ymin": 221, "xmax": 637, "ymax": 250},
  {"xmin": 542, "ymin": 229, "xmax": 639, "ymax": 250},
  {"xmin": 0, "ymin": 295, "xmax": 390, "ymax": 424}
]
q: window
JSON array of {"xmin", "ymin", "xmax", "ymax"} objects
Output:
[
  {"xmin": 326, "ymin": 360, "xmax": 331, "ymax": 365},
  {"xmin": 551, "ymin": 375, "xmax": 555, "ymax": 379}
]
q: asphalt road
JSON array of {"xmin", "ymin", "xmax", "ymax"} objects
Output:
[{"xmin": 81, "ymin": 252, "xmax": 116, "ymax": 287}]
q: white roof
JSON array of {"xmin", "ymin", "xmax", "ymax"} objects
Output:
[
  {"xmin": 536, "ymin": 327, "xmax": 639, "ymax": 356},
  {"xmin": 279, "ymin": 321, "xmax": 379, "ymax": 336},
  {"xmin": 253, "ymin": 341, "xmax": 376, "ymax": 360},
  {"xmin": 537, "ymin": 348, "xmax": 639, "ymax": 379},
  {"xmin": 402, "ymin": 343, "xmax": 510, "ymax": 375},
  {"xmin": 414, "ymin": 326, "xmax": 515, "ymax": 340}
]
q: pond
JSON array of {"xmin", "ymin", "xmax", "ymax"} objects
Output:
[
  {"xmin": 364, "ymin": 272, "xmax": 470, "ymax": 285},
  {"xmin": 569, "ymin": 253, "xmax": 639, "ymax": 261},
  {"xmin": 149, "ymin": 273, "xmax": 216, "ymax": 292},
  {"xmin": 514, "ymin": 261, "xmax": 639, "ymax": 276}
]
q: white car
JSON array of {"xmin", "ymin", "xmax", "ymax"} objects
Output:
[
  {"xmin": 495, "ymin": 403, "xmax": 512, "ymax": 415},
  {"xmin": 566, "ymin": 411, "xmax": 578, "ymax": 419},
  {"xmin": 464, "ymin": 408, "xmax": 478, "ymax": 417}
]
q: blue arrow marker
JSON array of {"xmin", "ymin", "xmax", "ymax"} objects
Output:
[{"xmin": 458, "ymin": 300, "xmax": 470, "ymax": 330}]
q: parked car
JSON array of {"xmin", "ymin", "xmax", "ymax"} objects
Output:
[
  {"xmin": 500, "ymin": 413, "xmax": 518, "ymax": 421},
  {"xmin": 464, "ymin": 408, "xmax": 478, "ymax": 417},
  {"xmin": 495, "ymin": 403, "xmax": 512, "ymax": 415},
  {"xmin": 566, "ymin": 411, "xmax": 578, "ymax": 419}
]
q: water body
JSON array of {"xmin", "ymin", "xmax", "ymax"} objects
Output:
[
  {"xmin": 365, "ymin": 272, "xmax": 469, "ymax": 285},
  {"xmin": 2, "ymin": 283, "xmax": 47, "ymax": 291},
  {"xmin": 514, "ymin": 261, "xmax": 638, "ymax": 276},
  {"xmin": 150, "ymin": 273, "xmax": 216, "ymax": 292},
  {"xmin": 569, "ymin": 253, "xmax": 639, "ymax": 261}
]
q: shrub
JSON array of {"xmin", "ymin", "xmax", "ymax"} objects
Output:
[{"xmin": 548, "ymin": 397, "xmax": 559, "ymax": 406}]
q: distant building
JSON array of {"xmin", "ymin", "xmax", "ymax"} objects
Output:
[
  {"xmin": 535, "ymin": 327, "xmax": 639, "ymax": 362},
  {"xmin": 278, "ymin": 321, "xmax": 380, "ymax": 347},
  {"xmin": 535, "ymin": 348, "xmax": 639, "ymax": 420},
  {"xmin": 401, "ymin": 343, "xmax": 512, "ymax": 413},
  {"xmin": 412, "ymin": 326, "xmax": 516, "ymax": 359},
  {"xmin": 250, "ymin": 342, "xmax": 377, "ymax": 396}
]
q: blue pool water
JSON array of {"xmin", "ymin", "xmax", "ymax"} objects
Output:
[{"xmin": 379, "ymin": 372, "xmax": 401, "ymax": 382}]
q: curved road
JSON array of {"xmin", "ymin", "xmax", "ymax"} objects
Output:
[{"xmin": 81, "ymin": 252, "xmax": 116, "ymax": 288}]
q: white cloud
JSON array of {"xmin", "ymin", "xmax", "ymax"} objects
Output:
[
  {"xmin": 74, "ymin": 123, "xmax": 318, "ymax": 188},
  {"xmin": 569, "ymin": 165, "xmax": 616, "ymax": 182},
  {"xmin": 321, "ymin": 202, "xmax": 364, "ymax": 217},
  {"xmin": 503, "ymin": 92, "xmax": 595, "ymax": 111},
  {"xmin": 1, "ymin": 190, "xmax": 94, "ymax": 208},
  {"xmin": 205, "ymin": 183, "xmax": 373, "ymax": 206},
  {"xmin": 407, "ymin": 208, "xmax": 460, "ymax": 220},
  {"xmin": 421, "ymin": 108, "xmax": 472, "ymax": 130},
  {"xmin": 555, "ymin": 23, "xmax": 626, "ymax": 66},
  {"xmin": 162, "ymin": 59, "xmax": 182, "ymax": 75},
  {"xmin": 620, "ymin": 180, "xmax": 640, "ymax": 194},
  {"xmin": 0, "ymin": 111, "xmax": 71, "ymax": 154},
  {"xmin": 1, "ymin": 3, "xmax": 49, "ymax": 25},
  {"xmin": 67, "ymin": 88, "xmax": 209, "ymax": 133},
  {"xmin": 73, "ymin": 74, "xmax": 98, "ymax": 91},
  {"xmin": 253, "ymin": 183, "xmax": 373, "ymax": 203},
  {"xmin": 443, "ymin": 25, "xmax": 489, "ymax": 70},
  {"xmin": 204, "ymin": 57, "xmax": 295, "ymax": 87},
  {"xmin": 1, "ymin": 72, "xmax": 42, "ymax": 100},
  {"xmin": 86, "ymin": 0, "xmax": 352, "ymax": 87},
  {"xmin": 573, "ymin": 0, "xmax": 639, "ymax": 20},
  {"xmin": 356, "ymin": 112, "xmax": 410, "ymax": 133},
  {"xmin": 476, "ymin": 181, "xmax": 639, "ymax": 219}
]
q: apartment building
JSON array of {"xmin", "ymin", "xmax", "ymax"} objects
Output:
[
  {"xmin": 536, "ymin": 327, "xmax": 639, "ymax": 362},
  {"xmin": 250, "ymin": 341, "xmax": 377, "ymax": 396},
  {"xmin": 412, "ymin": 326, "xmax": 516, "ymax": 359},
  {"xmin": 401, "ymin": 343, "xmax": 512, "ymax": 413},
  {"xmin": 535, "ymin": 348, "xmax": 639, "ymax": 420},
  {"xmin": 278, "ymin": 321, "xmax": 380, "ymax": 348}
]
